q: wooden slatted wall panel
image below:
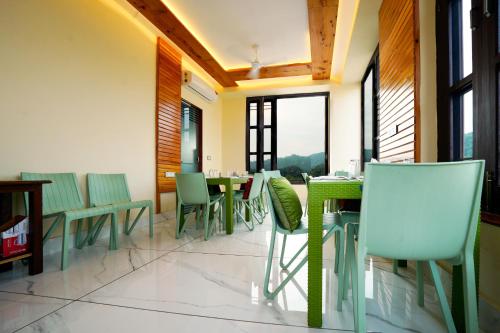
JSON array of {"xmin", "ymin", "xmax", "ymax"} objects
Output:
[
  {"xmin": 156, "ymin": 37, "xmax": 181, "ymax": 208},
  {"xmin": 378, "ymin": 0, "xmax": 420, "ymax": 162}
]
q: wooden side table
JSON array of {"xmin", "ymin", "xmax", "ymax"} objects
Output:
[{"xmin": 0, "ymin": 180, "xmax": 50, "ymax": 275}]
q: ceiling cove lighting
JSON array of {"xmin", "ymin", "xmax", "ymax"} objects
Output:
[{"xmin": 331, "ymin": 0, "xmax": 360, "ymax": 83}]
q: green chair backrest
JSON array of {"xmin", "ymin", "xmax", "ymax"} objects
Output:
[
  {"xmin": 262, "ymin": 170, "xmax": 286, "ymax": 231},
  {"xmin": 359, "ymin": 161, "xmax": 484, "ymax": 260},
  {"xmin": 21, "ymin": 172, "xmax": 84, "ymax": 216},
  {"xmin": 247, "ymin": 173, "xmax": 264, "ymax": 200},
  {"xmin": 87, "ymin": 173, "xmax": 131, "ymax": 206},
  {"xmin": 175, "ymin": 172, "xmax": 209, "ymax": 205}
]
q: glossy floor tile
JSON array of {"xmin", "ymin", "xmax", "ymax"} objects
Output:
[
  {"xmin": 0, "ymin": 292, "xmax": 68, "ymax": 333},
  {"xmin": 0, "ymin": 213, "xmax": 496, "ymax": 332},
  {"xmin": 17, "ymin": 301, "xmax": 345, "ymax": 333}
]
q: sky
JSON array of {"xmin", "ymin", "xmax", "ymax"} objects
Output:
[{"xmin": 276, "ymin": 96, "xmax": 325, "ymax": 157}]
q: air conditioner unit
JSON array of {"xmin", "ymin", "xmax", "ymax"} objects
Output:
[{"xmin": 182, "ymin": 71, "xmax": 218, "ymax": 102}]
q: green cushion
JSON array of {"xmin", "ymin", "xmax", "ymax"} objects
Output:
[{"xmin": 268, "ymin": 177, "xmax": 302, "ymax": 231}]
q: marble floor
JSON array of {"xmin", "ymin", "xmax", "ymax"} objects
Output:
[{"xmin": 0, "ymin": 213, "xmax": 493, "ymax": 333}]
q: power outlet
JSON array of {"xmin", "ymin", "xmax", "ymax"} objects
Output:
[
  {"xmin": 165, "ymin": 172, "xmax": 175, "ymax": 178},
  {"xmin": 207, "ymin": 155, "xmax": 212, "ymax": 161}
]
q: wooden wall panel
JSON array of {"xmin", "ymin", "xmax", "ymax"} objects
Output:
[
  {"xmin": 378, "ymin": 0, "xmax": 420, "ymax": 162},
  {"xmin": 156, "ymin": 37, "xmax": 181, "ymax": 210}
]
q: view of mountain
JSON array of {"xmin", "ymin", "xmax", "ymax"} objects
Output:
[{"xmin": 250, "ymin": 152, "xmax": 326, "ymax": 182}]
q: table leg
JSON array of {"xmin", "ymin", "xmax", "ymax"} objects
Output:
[
  {"xmin": 29, "ymin": 188, "xmax": 43, "ymax": 275},
  {"xmin": 224, "ymin": 180, "xmax": 234, "ymax": 234},
  {"xmin": 308, "ymin": 197, "xmax": 323, "ymax": 327}
]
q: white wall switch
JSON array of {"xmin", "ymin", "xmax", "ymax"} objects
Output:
[
  {"xmin": 165, "ymin": 172, "xmax": 176, "ymax": 178},
  {"xmin": 207, "ymin": 155, "xmax": 212, "ymax": 160}
]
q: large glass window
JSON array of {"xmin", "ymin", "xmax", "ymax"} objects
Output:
[
  {"xmin": 246, "ymin": 93, "xmax": 329, "ymax": 182},
  {"xmin": 276, "ymin": 96, "xmax": 326, "ymax": 181},
  {"xmin": 439, "ymin": 0, "xmax": 474, "ymax": 161},
  {"xmin": 361, "ymin": 48, "xmax": 379, "ymax": 165},
  {"xmin": 437, "ymin": 0, "xmax": 500, "ymax": 221}
]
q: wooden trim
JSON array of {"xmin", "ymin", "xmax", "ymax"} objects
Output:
[
  {"xmin": 127, "ymin": 0, "xmax": 237, "ymax": 87},
  {"xmin": 378, "ymin": 0, "xmax": 419, "ymax": 163},
  {"xmin": 307, "ymin": 0, "xmax": 339, "ymax": 80},
  {"xmin": 227, "ymin": 63, "xmax": 312, "ymax": 81},
  {"xmin": 156, "ymin": 38, "xmax": 182, "ymax": 212},
  {"xmin": 481, "ymin": 211, "xmax": 500, "ymax": 227},
  {"xmin": 413, "ymin": 0, "xmax": 421, "ymax": 162}
]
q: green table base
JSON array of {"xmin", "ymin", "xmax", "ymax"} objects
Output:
[
  {"xmin": 306, "ymin": 179, "xmax": 475, "ymax": 328},
  {"xmin": 307, "ymin": 180, "xmax": 363, "ymax": 327},
  {"xmin": 206, "ymin": 177, "xmax": 248, "ymax": 234}
]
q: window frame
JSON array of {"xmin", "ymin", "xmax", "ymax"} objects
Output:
[
  {"xmin": 436, "ymin": 0, "xmax": 475, "ymax": 162},
  {"xmin": 437, "ymin": 0, "xmax": 500, "ymax": 226},
  {"xmin": 360, "ymin": 46, "xmax": 380, "ymax": 167},
  {"xmin": 245, "ymin": 92, "xmax": 330, "ymax": 181}
]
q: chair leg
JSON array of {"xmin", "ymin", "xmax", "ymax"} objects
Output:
[
  {"xmin": 110, "ymin": 213, "xmax": 119, "ymax": 250},
  {"xmin": 124, "ymin": 209, "xmax": 130, "ymax": 234},
  {"xmin": 175, "ymin": 202, "xmax": 184, "ymax": 239},
  {"xmin": 196, "ymin": 206, "xmax": 202, "ymax": 230},
  {"xmin": 148, "ymin": 204, "xmax": 154, "ymax": 238},
  {"xmin": 343, "ymin": 223, "xmax": 356, "ymax": 300},
  {"xmin": 354, "ymin": 251, "xmax": 366, "ymax": 333},
  {"xmin": 334, "ymin": 233, "xmax": 340, "ymax": 273},
  {"xmin": 392, "ymin": 260, "xmax": 399, "ymax": 274},
  {"xmin": 60, "ymin": 217, "xmax": 71, "ymax": 271},
  {"xmin": 263, "ymin": 224, "xmax": 277, "ymax": 298},
  {"xmin": 416, "ymin": 261, "xmax": 425, "ymax": 307},
  {"xmin": 203, "ymin": 207, "xmax": 210, "ymax": 241},
  {"xmin": 43, "ymin": 215, "xmax": 63, "ymax": 245},
  {"xmin": 74, "ymin": 219, "xmax": 84, "ymax": 249},
  {"xmin": 124, "ymin": 207, "xmax": 146, "ymax": 235},
  {"xmin": 335, "ymin": 227, "xmax": 345, "ymax": 311},
  {"xmin": 279, "ymin": 235, "xmax": 308, "ymax": 270},
  {"xmin": 429, "ymin": 260, "xmax": 457, "ymax": 333},
  {"xmin": 463, "ymin": 254, "xmax": 479, "ymax": 333}
]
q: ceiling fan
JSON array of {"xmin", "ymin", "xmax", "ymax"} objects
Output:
[{"xmin": 248, "ymin": 44, "xmax": 263, "ymax": 79}]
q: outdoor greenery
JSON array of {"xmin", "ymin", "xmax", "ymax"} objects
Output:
[{"xmin": 251, "ymin": 152, "xmax": 326, "ymax": 183}]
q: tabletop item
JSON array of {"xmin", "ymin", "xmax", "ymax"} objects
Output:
[{"xmin": 0, "ymin": 180, "xmax": 50, "ymax": 275}]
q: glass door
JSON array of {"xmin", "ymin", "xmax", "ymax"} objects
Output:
[{"xmin": 181, "ymin": 100, "xmax": 202, "ymax": 173}]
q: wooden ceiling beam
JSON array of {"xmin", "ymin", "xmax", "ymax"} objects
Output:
[
  {"xmin": 127, "ymin": 0, "xmax": 237, "ymax": 87},
  {"xmin": 227, "ymin": 62, "xmax": 312, "ymax": 81},
  {"xmin": 307, "ymin": 0, "xmax": 339, "ymax": 80}
]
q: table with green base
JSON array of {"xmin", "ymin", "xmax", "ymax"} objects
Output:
[
  {"xmin": 206, "ymin": 177, "xmax": 248, "ymax": 234},
  {"xmin": 307, "ymin": 179, "xmax": 476, "ymax": 330}
]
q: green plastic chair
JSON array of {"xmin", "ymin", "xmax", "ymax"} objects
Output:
[
  {"xmin": 262, "ymin": 170, "xmax": 346, "ymax": 310},
  {"xmin": 21, "ymin": 172, "xmax": 116, "ymax": 270},
  {"xmin": 300, "ymin": 172, "xmax": 310, "ymax": 217},
  {"xmin": 234, "ymin": 173, "xmax": 265, "ymax": 231},
  {"xmin": 348, "ymin": 161, "xmax": 484, "ymax": 333},
  {"xmin": 87, "ymin": 173, "xmax": 154, "ymax": 242},
  {"xmin": 175, "ymin": 173, "xmax": 224, "ymax": 240}
]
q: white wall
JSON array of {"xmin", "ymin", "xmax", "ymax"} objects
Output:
[
  {"xmin": 0, "ymin": 0, "xmax": 157, "ymax": 205},
  {"xmin": 0, "ymin": 0, "xmax": 223, "ymax": 229},
  {"xmin": 419, "ymin": 0, "xmax": 438, "ymax": 163},
  {"xmin": 330, "ymin": 83, "xmax": 362, "ymax": 171}
]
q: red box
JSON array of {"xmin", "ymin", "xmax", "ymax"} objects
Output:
[{"xmin": 1, "ymin": 217, "xmax": 29, "ymax": 258}]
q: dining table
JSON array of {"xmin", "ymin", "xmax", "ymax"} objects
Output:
[
  {"xmin": 305, "ymin": 177, "xmax": 473, "ymax": 329},
  {"xmin": 206, "ymin": 176, "xmax": 248, "ymax": 234}
]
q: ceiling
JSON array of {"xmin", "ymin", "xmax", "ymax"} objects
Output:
[
  {"xmin": 163, "ymin": 0, "xmax": 311, "ymax": 69},
  {"xmin": 342, "ymin": 0, "xmax": 382, "ymax": 83}
]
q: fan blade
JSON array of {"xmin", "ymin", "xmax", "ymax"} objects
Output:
[{"xmin": 248, "ymin": 67, "xmax": 260, "ymax": 79}]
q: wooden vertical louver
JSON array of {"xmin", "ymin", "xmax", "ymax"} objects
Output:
[
  {"xmin": 378, "ymin": 0, "xmax": 420, "ymax": 162},
  {"xmin": 156, "ymin": 37, "xmax": 181, "ymax": 211}
]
